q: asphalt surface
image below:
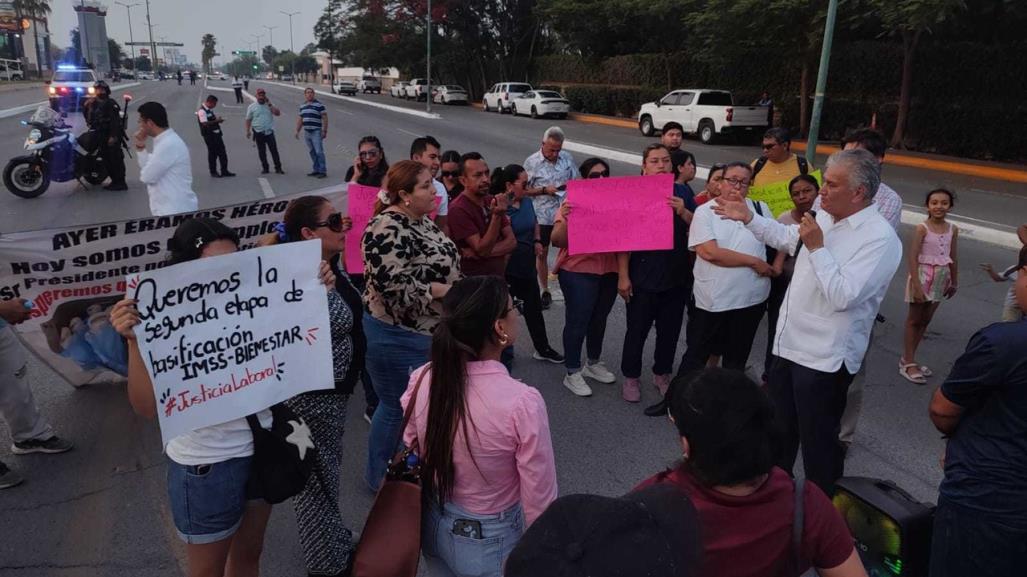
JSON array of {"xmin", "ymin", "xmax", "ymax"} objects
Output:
[{"xmin": 0, "ymin": 78, "xmax": 1024, "ymax": 576}]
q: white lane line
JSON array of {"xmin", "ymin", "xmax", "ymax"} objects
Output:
[
  {"xmin": 566, "ymin": 139, "xmax": 1020, "ymax": 249},
  {"xmin": 335, "ymin": 108, "xmax": 354, "ymax": 115},
  {"xmin": 206, "ymin": 85, "xmax": 257, "ymax": 103},
  {"xmin": 0, "ymin": 82, "xmax": 141, "ymax": 119},
  {"xmin": 396, "ymin": 127, "xmax": 421, "ymax": 137},
  {"xmin": 258, "ymin": 177, "xmax": 275, "ymax": 198},
  {"xmin": 262, "ymin": 81, "xmax": 441, "ymax": 120}
]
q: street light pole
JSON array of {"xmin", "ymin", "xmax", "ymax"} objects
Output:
[
  {"xmin": 143, "ymin": 0, "xmax": 157, "ymax": 74},
  {"xmin": 805, "ymin": 0, "xmax": 839, "ymax": 166},
  {"xmin": 280, "ymin": 10, "xmax": 298, "ymax": 83},
  {"xmin": 114, "ymin": 2, "xmax": 139, "ymax": 70},
  {"xmin": 426, "ymin": 0, "xmax": 431, "ymax": 114}
]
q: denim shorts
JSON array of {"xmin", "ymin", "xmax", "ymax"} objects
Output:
[
  {"xmin": 422, "ymin": 501, "xmax": 524, "ymax": 577},
  {"xmin": 166, "ymin": 456, "xmax": 252, "ymax": 544}
]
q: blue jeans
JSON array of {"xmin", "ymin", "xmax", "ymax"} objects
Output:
[
  {"xmin": 422, "ymin": 501, "xmax": 524, "ymax": 577},
  {"xmin": 930, "ymin": 498, "xmax": 1027, "ymax": 577},
  {"xmin": 303, "ymin": 129, "xmax": 326, "ymax": 174},
  {"xmin": 166, "ymin": 456, "xmax": 252, "ymax": 545},
  {"xmin": 557, "ymin": 270, "xmax": 618, "ymax": 372},
  {"xmin": 363, "ymin": 314, "xmax": 432, "ymax": 490}
]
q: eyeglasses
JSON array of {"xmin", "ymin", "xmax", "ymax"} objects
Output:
[
  {"xmin": 358, "ymin": 148, "xmax": 380, "ymax": 158},
  {"xmin": 723, "ymin": 177, "xmax": 751, "ymax": 189},
  {"xmin": 440, "ymin": 170, "xmax": 460, "ymax": 178},
  {"xmin": 587, "ymin": 170, "xmax": 609, "ymax": 179},
  {"xmin": 312, "ymin": 212, "xmax": 345, "ymax": 232}
]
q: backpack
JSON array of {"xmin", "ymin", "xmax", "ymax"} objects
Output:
[
  {"xmin": 752, "ymin": 155, "xmax": 809, "ymax": 179},
  {"xmin": 245, "ymin": 402, "xmax": 315, "ymax": 504}
]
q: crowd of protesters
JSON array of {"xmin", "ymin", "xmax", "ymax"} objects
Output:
[{"xmin": 2, "ymin": 109, "xmax": 1025, "ymax": 577}]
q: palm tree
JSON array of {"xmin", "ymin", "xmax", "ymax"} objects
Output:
[
  {"xmin": 12, "ymin": 0, "xmax": 51, "ymax": 78},
  {"xmin": 201, "ymin": 33, "xmax": 217, "ymax": 74}
]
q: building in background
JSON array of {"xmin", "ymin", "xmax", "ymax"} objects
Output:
[
  {"xmin": 73, "ymin": 0, "xmax": 110, "ymax": 72},
  {"xmin": 0, "ymin": 1, "xmax": 53, "ymax": 77}
]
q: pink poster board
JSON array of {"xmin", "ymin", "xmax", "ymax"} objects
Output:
[
  {"xmin": 566, "ymin": 174, "xmax": 674, "ymax": 255},
  {"xmin": 345, "ymin": 183, "xmax": 379, "ymax": 274}
]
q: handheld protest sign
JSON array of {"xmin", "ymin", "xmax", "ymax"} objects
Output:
[{"xmin": 566, "ymin": 173, "xmax": 674, "ymax": 255}]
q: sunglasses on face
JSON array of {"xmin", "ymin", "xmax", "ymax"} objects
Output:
[
  {"xmin": 359, "ymin": 149, "xmax": 380, "ymax": 158},
  {"xmin": 313, "ymin": 212, "xmax": 345, "ymax": 232},
  {"xmin": 441, "ymin": 170, "xmax": 460, "ymax": 178},
  {"xmin": 587, "ymin": 170, "xmax": 610, "ymax": 179}
]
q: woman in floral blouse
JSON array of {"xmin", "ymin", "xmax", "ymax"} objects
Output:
[{"xmin": 362, "ymin": 159, "xmax": 461, "ymax": 489}]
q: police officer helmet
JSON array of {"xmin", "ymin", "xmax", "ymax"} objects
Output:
[{"xmin": 93, "ymin": 80, "xmax": 111, "ymax": 96}]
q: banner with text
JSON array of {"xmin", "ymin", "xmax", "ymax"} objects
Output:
[
  {"xmin": 130, "ymin": 240, "xmax": 333, "ymax": 445},
  {"xmin": 0, "ymin": 187, "xmax": 344, "ymax": 388},
  {"xmin": 566, "ymin": 174, "xmax": 674, "ymax": 255},
  {"xmin": 747, "ymin": 170, "xmax": 823, "ymax": 218}
]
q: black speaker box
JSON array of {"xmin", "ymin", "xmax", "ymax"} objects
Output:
[{"xmin": 832, "ymin": 477, "xmax": 936, "ymax": 577}]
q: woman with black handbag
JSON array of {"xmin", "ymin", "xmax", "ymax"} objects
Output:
[
  {"xmin": 401, "ymin": 276, "xmax": 558, "ymax": 577},
  {"xmin": 109, "ymin": 218, "xmax": 336, "ymax": 577}
]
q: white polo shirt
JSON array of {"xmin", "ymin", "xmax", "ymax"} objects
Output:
[
  {"xmin": 689, "ymin": 199, "xmax": 772, "ymax": 312},
  {"xmin": 433, "ymin": 179, "xmax": 449, "ymax": 216}
]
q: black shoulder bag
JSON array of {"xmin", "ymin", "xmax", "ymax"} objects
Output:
[{"xmin": 245, "ymin": 402, "xmax": 315, "ymax": 504}]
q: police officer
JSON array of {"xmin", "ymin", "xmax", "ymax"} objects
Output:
[
  {"xmin": 84, "ymin": 80, "xmax": 127, "ymax": 191},
  {"xmin": 232, "ymin": 76, "xmax": 244, "ymax": 104},
  {"xmin": 197, "ymin": 95, "xmax": 235, "ymax": 178}
]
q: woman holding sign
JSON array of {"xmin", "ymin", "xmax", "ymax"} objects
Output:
[
  {"xmin": 617, "ymin": 144, "xmax": 697, "ymax": 404},
  {"xmin": 549, "ymin": 158, "xmax": 620, "ymax": 398},
  {"xmin": 109, "ymin": 219, "xmax": 337, "ymax": 577},
  {"xmin": 265, "ymin": 196, "xmax": 361, "ymax": 577},
  {"xmin": 645, "ymin": 162, "xmax": 773, "ymax": 417},
  {"xmin": 362, "ymin": 160, "xmax": 461, "ymax": 490}
]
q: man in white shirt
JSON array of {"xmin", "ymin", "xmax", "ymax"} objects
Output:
[
  {"xmin": 409, "ymin": 135, "xmax": 450, "ymax": 237},
  {"xmin": 133, "ymin": 102, "xmax": 198, "ymax": 217},
  {"xmin": 713, "ymin": 148, "xmax": 902, "ymax": 493}
]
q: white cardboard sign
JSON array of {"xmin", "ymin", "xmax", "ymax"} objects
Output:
[{"xmin": 129, "ymin": 240, "xmax": 333, "ymax": 445}]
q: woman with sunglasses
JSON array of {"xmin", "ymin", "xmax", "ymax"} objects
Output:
[
  {"xmin": 403, "ymin": 275, "xmax": 557, "ymax": 576},
  {"xmin": 646, "ymin": 161, "xmax": 773, "ymax": 416},
  {"xmin": 345, "ymin": 135, "xmax": 389, "ymax": 187},
  {"xmin": 618, "ymin": 144, "xmax": 697, "ymax": 405},
  {"xmin": 263, "ymin": 196, "xmax": 362, "ymax": 576},
  {"xmin": 440, "ymin": 149, "xmax": 462, "ymax": 201},
  {"xmin": 362, "ymin": 160, "xmax": 461, "ymax": 490},
  {"xmin": 549, "ymin": 158, "xmax": 621, "ymax": 397},
  {"xmin": 492, "ymin": 164, "xmax": 565, "ymax": 367},
  {"xmin": 108, "ymin": 218, "xmax": 337, "ymax": 577}
]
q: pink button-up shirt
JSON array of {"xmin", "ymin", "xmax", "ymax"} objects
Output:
[{"xmin": 401, "ymin": 360, "xmax": 558, "ymax": 525}]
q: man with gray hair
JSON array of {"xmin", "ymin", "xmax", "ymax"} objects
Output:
[
  {"xmin": 712, "ymin": 148, "xmax": 901, "ymax": 493},
  {"xmin": 524, "ymin": 126, "xmax": 577, "ymax": 308}
]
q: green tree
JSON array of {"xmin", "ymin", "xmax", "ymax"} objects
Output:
[
  {"xmin": 201, "ymin": 33, "xmax": 217, "ymax": 74},
  {"xmin": 262, "ymin": 45, "xmax": 278, "ymax": 66},
  {"xmin": 107, "ymin": 38, "xmax": 125, "ymax": 70},
  {"xmin": 861, "ymin": 0, "xmax": 966, "ymax": 147},
  {"xmin": 69, "ymin": 28, "xmax": 81, "ymax": 64},
  {"xmin": 133, "ymin": 56, "xmax": 151, "ymax": 72},
  {"xmin": 539, "ymin": 0, "xmax": 685, "ymax": 58}
]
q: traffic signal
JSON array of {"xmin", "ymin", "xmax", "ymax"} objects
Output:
[{"xmin": 252, "ymin": 64, "xmax": 258, "ymax": 70}]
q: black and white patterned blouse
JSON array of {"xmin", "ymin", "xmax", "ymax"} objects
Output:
[
  {"xmin": 326, "ymin": 289, "xmax": 353, "ymax": 392},
  {"xmin": 362, "ymin": 210, "xmax": 461, "ymax": 335}
]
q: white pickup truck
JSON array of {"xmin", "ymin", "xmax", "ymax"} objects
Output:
[{"xmin": 637, "ymin": 89, "xmax": 769, "ymax": 144}]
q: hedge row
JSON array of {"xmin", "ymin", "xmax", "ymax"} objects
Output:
[{"xmin": 530, "ymin": 40, "xmax": 1026, "ymax": 161}]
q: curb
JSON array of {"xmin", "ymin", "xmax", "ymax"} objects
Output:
[
  {"xmin": 485, "ymin": 103, "xmax": 1027, "ymax": 185},
  {"xmin": 262, "ymin": 81, "xmax": 441, "ymax": 120}
]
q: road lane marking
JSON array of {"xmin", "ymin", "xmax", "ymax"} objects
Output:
[
  {"xmin": 335, "ymin": 107, "xmax": 354, "ymax": 115},
  {"xmin": 0, "ymin": 82, "xmax": 141, "ymax": 119},
  {"xmin": 565, "ymin": 139, "xmax": 1020, "ymax": 249},
  {"xmin": 258, "ymin": 177, "xmax": 275, "ymax": 198},
  {"xmin": 396, "ymin": 128, "xmax": 421, "ymax": 137},
  {"xmin": 261, "ymin": 81, "xmax": 442, "ymax": 120}
]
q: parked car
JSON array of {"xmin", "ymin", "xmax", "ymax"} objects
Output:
[
  {"xmin": 334, "ymin": 80, "xmax": 358, "ymax": 95},
  {"xmin": 281, "ymin": 74, "xmax": 294, "ymax": 82},
  {"xmin": 482, "ymin": 82, "xmax": 533, "ymax": 114},
  {"xmin": 390, "ymin": 81, "xmax": 409, "ymax": 98},
  {"xmin": 47, "ymin": 66, "xmax": 98, "ymax": 112},
  {"xmin": 404, "ymin": 78, "xmax": 431, "ymax": 101},
  {"xmin": 637, "ymin": 89, "xmax": 769, "ymax": 144},
  {"xmin": 359, "ymin": 77, "xmax": 382, "ymax": 94},
  {"xmin": 433, "ymin": 85, "xmax": 469, "ymax": 105},
  {"xmin": 511, "ymin": 90, "xmax": 570, "ymax": 119},
  {"xmin": 137, "ymin": 71, "xmax": 152, "ymax": 80},
  {"xmin": 0, "ymin": 61, "xmax": 24, "ymax": 81}
]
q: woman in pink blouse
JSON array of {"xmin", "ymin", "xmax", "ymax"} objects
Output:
[{"xmin": 402, "ymin": 275, "xmax": 558, "ymax": 577}]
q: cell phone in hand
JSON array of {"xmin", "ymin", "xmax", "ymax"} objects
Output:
[
  {"xmin": 557, "ymin": 184, "xmax": 567, "ymax": 191},
  {"xmin": 452, "ymin": 519, "xmax": 483, "ymax": 539}
]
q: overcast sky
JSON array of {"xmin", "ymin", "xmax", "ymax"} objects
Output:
[{"xmin": 50, "ymin": 0, "xmax": 332, "ymax": 63}]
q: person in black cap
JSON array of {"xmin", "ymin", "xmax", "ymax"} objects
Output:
[
  {"xmin": 83, "ymin": 80, "xmax": 128, "ymax": 190},
  {"xmin": 505, "ymin": 485, "xmax": 701, "ymax": 577},
  {"xmin": 196, "ymin": 95, "xmax": 235, "ymax": 178}
]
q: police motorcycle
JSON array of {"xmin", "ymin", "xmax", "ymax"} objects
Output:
[{"xmin": 3, "ymin": 92, "xmax": 132, "ymax": 199}]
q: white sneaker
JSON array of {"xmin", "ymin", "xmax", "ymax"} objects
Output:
[
  {"xmin": 563, "ymin": 372, "xmax": 593, "ymax": 397},
  {"xmin": 582, "ymin": 361, "xmax": 616, "ymax": 384}
]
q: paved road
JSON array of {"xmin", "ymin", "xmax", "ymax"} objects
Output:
[{"xmin": 0, "ymin": 79, "xmax": 1024, "ymax": 576}]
